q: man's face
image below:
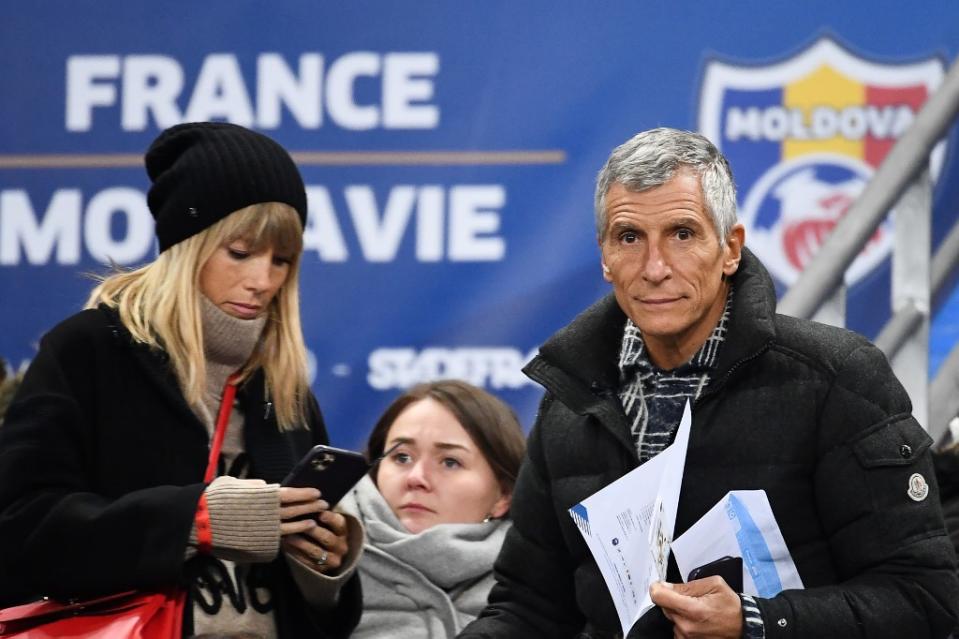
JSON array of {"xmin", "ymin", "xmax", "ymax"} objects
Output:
[{"xmin": 599, "ymin": 172, "xmax": 744, "ymax": 368}]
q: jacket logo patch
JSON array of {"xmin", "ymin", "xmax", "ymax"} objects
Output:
[{"xmin": 907, "ymin": 472, "xmax": 929, "ymax": 502}]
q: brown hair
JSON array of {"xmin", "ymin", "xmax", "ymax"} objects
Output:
[{"xmin": 366, "ymin": 380, "xmax": 527, "ymax": 498}]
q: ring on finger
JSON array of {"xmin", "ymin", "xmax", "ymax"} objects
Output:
[{"xmin": 316, "ymin": 550, "xmax": 328, "ymax": 566}]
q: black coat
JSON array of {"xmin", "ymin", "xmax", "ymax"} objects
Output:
[
  {"xmin": 461, "ymin": 250, "xmax": 959, "ymax": 639},
  {"xmin": 0, "ymin": 305, "xmax": 361, "ymax": 638},
  {"xmin": 934, "ymin": 449, "xmax": 959, "ymax": 559}
]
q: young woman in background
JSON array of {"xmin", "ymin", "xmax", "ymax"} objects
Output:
[{"xmin": 340, "ymin": 379, "xmax": 526, "ymax": 638}]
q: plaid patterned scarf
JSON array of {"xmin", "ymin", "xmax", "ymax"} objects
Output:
[{"xmin": 617, "ymin": 289, "xmax": 733, "ymax": 464}]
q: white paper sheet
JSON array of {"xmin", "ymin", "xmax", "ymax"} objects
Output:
[
  {"xmin": 671, "ymin": 490, "xmax": 804, "ymax": 597},
  {"xmin": 568, "ymin": 400, "xmax": 692, "ymax": 636}
]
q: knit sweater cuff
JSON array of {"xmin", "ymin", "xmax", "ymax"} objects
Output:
[
  {"xmin": 285, "ymin": 511, "xmax": 365, "ymax": 611},
  {"xmin": 188, "ymin": 476, "xmax": 281, "ymax": 563}
]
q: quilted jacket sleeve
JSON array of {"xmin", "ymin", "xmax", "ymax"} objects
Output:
[{"xmin": 754, "ymin": 342, "xmax": 959, "ymax": 638}]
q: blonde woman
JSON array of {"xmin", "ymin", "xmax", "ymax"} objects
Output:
[{"xmin": 0, "ymin": 123, "xmax": 362, "ymax": 638}]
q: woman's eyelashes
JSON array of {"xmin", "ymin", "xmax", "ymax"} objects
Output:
[
  {"xmin": 391, "ymin": 450, "xmax": 412, "ymax": 465},
  {"xmin": 389, "ymin": 448, "xmax": 464, "ymax": 470},
  {"xmin": 224, "ymin": 243, "xmax": 291, "ymax": 265}
]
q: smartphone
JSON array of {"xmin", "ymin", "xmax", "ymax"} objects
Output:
[
  {"xmin": 281, "ymin": 445, "xmax": 370, "ymax": 507},
  {"xmin": 687, "ymin": 555, "xmax": 744, "ymax": 592}
]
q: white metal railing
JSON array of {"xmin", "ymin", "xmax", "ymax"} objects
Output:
[{"xmin": 776, "ymin": 54, "xmax": 959, "ymax": 441}]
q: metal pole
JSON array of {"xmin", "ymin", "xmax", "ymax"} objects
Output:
[
  {"xmin": 779, "ymin": 55, "xmax": 959, "ymax": 319},
  {"xmin": 875, "ymin": 305, "xmax": 922, "ymax": 357},
  {"xmin": 888, "ymin": 168, "xmax": 931, "ymax": 427},
  {"xmin": 875, "ymin": 217, "xmax": 959, "ymax": 357},
  {"xmin": 931, "ymin": 344, "xmax": 959, "ymax": 443},
  {"xmin": 932, "ymin": 213, "xmax": 959, "ymax": 301}
]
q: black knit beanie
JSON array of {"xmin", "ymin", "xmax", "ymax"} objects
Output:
[{"xmin": 145, "ymin": 122, "xmax": 308, "ymax": 252}]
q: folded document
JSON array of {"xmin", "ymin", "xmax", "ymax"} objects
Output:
[
  {"xmin": 568, "ymin": 402, "xmax": 803, "ymax": 637},
  {"xmin": 567, "ymin": 401, "xmax": 692, "ymax": 635},
  {"xmin": 671, "ymin": 490, "xmax": 804, "ymax": 597}
]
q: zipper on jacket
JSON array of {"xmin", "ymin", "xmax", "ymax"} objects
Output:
[
  {"xmin": 263, "ymin": 377, "xmax": 273, "ymax": 420},
  {"xmin": 694, "ymin": 340, "xmax": 773, "ymax": 406}
]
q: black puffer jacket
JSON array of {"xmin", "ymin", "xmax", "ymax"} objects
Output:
[
  {"xmin": 461, "ymin": 249, "xmax": 959, "ymax": 639},
  {"xmin": 934, "ymin": 448, "xmax": 959, "ymax": 557}
]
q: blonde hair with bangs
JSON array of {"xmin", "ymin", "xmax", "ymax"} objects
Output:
[{"xmin": 86, "ymin": 202, "xmax": 309, "ymax": 430}]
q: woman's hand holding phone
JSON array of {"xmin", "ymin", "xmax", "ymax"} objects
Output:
[
  {"xmin": 279, "ymin": 486, "xmax": 349, "ymax": 573},
  {"xmin": 277, "ymin": 445, "xmax": 371, "ymax": 573},
  {"xmin": 278, "ymin": 486, "xmax": 325, "ymax": 534}
]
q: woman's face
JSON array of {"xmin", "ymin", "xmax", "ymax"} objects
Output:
[
  {"xmin": 376, "ymin": 397, "xmax": 511, "ymax": 534},
  {"xmin": 199, "ymin": 239, "xmax": 292, "ymax": 319}
]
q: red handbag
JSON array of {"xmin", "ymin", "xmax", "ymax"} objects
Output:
[
  {"xmin": 0, "ymin": 590, "xmax": 185, "ymax": 638},
  {"xmin": 0, "ymin": 377, "xmax": 239, "ymax": 638}
]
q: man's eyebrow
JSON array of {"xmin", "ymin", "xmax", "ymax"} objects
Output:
[
  {"xmin": 669, "ymin": 215, "xmax": 706, "ymax": 228},
  {"xmin": 608, "ymin": 220, "xmax": 640, "ymax": 232}
]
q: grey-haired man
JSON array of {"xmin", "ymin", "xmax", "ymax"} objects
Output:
[{"xmin": 460, "ymin": 128, "xmax": 958, "ymax": 638}]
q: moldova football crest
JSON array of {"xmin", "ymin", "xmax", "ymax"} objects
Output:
[{"xmin": 699, "ymin": 37, "xmax": 945, "ymax": 286}]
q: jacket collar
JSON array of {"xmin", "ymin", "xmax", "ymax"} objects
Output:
[
  {"xmin": 97, "ymin": 304, "xmax": 297, "ymax": 483},
  {"xmin": 99, "ymin": 304, "xmax": 208, "ymax": 442},
  {"xmin": 532, "ymin": 294, "xmax": 626, "ymax": 396},
  {"xmin": 704, "ymin": 247, "xmax": 777, "ymax": 397},
  {"xmin": 524, "ymin": 295, "xmax": 633, "ymax": 454}
]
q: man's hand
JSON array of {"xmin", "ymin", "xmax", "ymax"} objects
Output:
[{"xmin": 650, "ymin": 577, "xmax": 743, "ymax": 639}]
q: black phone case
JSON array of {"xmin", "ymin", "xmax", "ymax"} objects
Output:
[
  {"xmin": 281, "ymin": 445, "xmax": 370, "ymax": 507},
  {"xmin": 687, "ymin": 555, "xmax": 744, "ymax": 592}
]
